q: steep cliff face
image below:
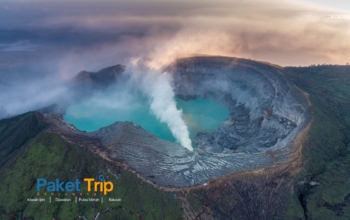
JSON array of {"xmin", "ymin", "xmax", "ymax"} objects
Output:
[
  {"xmin": 45, "ymin": 56, "xmax": 310, "ymax": 188},
  {"xmin": 171, "ymin": 57, "xmax": 309, "ymax": 154}
]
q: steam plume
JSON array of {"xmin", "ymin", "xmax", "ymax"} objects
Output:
[{"xmin": 127, "ymin": 59, "xmax": 193, "ymax": 151}]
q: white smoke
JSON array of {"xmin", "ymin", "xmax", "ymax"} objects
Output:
[{"xmin": 127, "ymin": 59, "xmax": 193, "ymax": 151}]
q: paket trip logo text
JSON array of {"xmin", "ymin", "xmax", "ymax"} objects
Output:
[{"xmin": 36, "ymin": 175, "xmax": 114, "ymax": 195}]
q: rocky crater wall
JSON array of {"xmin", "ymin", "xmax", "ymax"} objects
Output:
[
  {"xmin": 171, "ymin": 57, "xmax": 309, "ymax": 154},
  {"xmin": 47, "ymin": 56, "xmax": 310, "ymax": 188}
]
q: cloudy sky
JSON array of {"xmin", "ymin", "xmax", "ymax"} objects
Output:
[
  {"xmin": 0, "ymin": 0, "xmax": 349, "ymax": 118},
  {"xmin": 0, "ymin": 0, "xmax": 349, "ymax": 82}
]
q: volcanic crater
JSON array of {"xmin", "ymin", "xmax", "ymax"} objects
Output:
[{"xmin": 45, "ymin": 56, "xmax": 310, "ymax": 188}]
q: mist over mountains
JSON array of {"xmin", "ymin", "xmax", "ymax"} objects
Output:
[{"xmin": 1, "ymin": 0, "xmax": 350, "ymax": 119}]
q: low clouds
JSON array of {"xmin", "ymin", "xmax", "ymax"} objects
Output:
[
  {"xmin": 1, "ymin": 0, "xmax": 350, "ymax": 67},
  {"xmin": 0, "ymin": 40, "xmax": 41, "ymax": 52},
  {"xmin": 0, "ymin": 0, "xmax": 350, "ymax": 119}
]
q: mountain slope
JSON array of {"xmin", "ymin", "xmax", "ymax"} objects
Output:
[
  {"xmin": 0, "ymin": 113, "xmax": 183, "ymax": 220},
  {"xmin": 285, "ymin": 65, "xmax": 350, "ymax": 220},
  {"xmin": 1, "ymin": 61, "xmax": 350, "ymax": 219}
]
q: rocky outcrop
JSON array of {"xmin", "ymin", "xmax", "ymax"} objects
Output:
[{"xmin": 73, "ymin": 64, "xmax": 125, "ymax": 89}]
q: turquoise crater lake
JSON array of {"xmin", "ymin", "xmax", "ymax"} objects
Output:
[{"xmin": 63, "ymin": 95, "xmax": 229, "ymax": 144}]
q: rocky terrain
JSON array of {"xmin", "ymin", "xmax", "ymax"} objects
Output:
[
  {"xmin": 44, "ymin": 56, "xmax": 310, "ymax": 188},
  {"xmin": 2, "ymin": 60, "xmax": 350, "ymax": 219},
  {"xmin": 73, "ymin": 64, "xmax": 126, "ymax": 89},
  {"xmin": 171, "ymin": 57, "xmax": 309, "ymax": 154}
]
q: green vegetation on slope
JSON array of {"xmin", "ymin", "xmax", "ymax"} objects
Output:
[
  {"xmin": 285, "ymin": 65, "xmax": 350, "ymax": 220},
  {"xmin": 0, "ymin": 112, "xmax": 47, "ymax": 168},
  {"xmin": 0, "ymin": 114, "xmax": 183, "ymax": 220},
  {"xmin": 2, "ymin": 64, "xmax": 350, "ymax": 220}
]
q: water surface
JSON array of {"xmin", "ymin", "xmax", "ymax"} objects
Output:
[{"xmin": 64, "ymin": 95, "xmax": 229, "ymax": 144}]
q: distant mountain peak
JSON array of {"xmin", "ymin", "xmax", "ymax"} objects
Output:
[{"xmin": 73, "ymin": 64, "xmax": 125, "ymax": 88}]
